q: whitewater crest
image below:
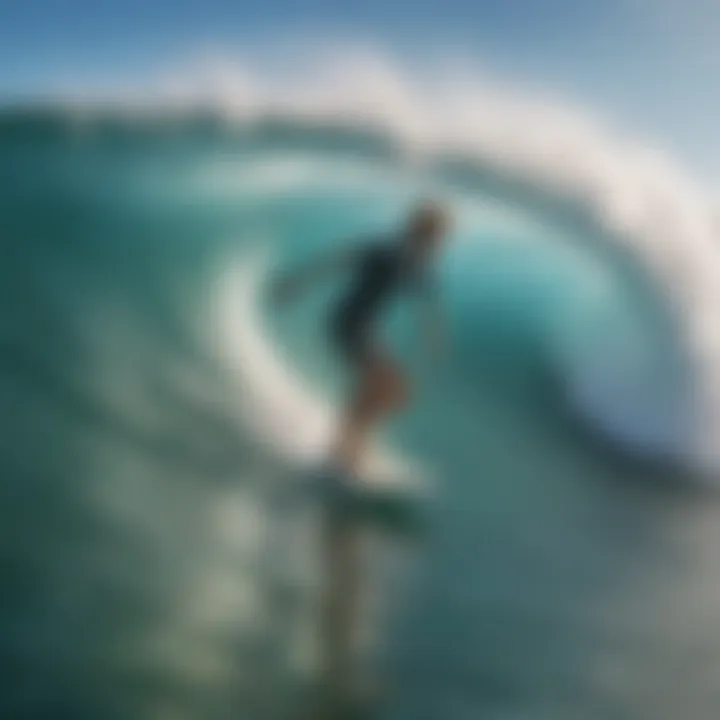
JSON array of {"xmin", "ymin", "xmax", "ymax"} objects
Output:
[{"xmin": 60, "ymin": 45, "xmax": 720, "ymax": 472}]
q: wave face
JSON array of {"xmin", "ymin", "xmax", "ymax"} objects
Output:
[{"xmin": 2, "ymin": 105, "xmax": 720, "ymax": 720}]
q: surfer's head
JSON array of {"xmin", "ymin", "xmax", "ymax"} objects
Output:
[{"xmin": 405, "ymin": 200, "xmax": 451, "ymax": 254}]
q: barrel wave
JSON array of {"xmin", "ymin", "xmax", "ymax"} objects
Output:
[{"xmin": 2, "ymin": 74, "xmax": 720, "ymax": 720}]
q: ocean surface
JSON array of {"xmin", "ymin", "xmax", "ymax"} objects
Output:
[{"xmin": 3, "ymin": 108, "xmax": 720, "ymax": 720}]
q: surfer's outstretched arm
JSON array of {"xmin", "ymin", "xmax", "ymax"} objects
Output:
[{"xmin": 271, "ymin": 245, "xmax": 361, "ymax": 304}]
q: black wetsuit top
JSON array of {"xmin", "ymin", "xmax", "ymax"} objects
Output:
[{"xmin": 329, "ymin": 239, "xmax": 434, "ymax": 361}]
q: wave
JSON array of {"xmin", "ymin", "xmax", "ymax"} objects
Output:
[
  {"xmin": 5, "ymin": 50, "xmax": 720, "ymax": 720},
  {"xmin": 39, "ymin": 44, "xmax": 720, "ymax": 471}
]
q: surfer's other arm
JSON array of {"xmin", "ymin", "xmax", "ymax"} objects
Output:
[{"xmin": 271, "ymin": 245, "xmax": 361, "ymax": 304}]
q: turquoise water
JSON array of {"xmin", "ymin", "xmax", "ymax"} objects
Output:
[{"xmin": 2, "ymin": 110, "xmax": 720, "ymax": 720}]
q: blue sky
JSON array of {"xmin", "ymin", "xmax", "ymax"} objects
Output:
[{"xmin": 2, "ymin": 0, "xmax": 719, "ymax": 178}]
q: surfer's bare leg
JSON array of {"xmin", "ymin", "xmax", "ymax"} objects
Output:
[
  {"xmin": 331, "ymin": 355, "xmax": 408, "ymax": 474},
  {"xmin": 320, "ymin": 356, "xmax": 407, "ymax": 715}
]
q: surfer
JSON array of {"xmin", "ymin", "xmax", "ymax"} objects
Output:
[
  {"xmin": 272, "ymin": 200, "xmax": 451, "ymax": 715},
  {"xmin": 273, "ymin": 201, "xmax": 449, "ymax": 476}
]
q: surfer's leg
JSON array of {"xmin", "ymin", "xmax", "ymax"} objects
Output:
[{"xmin": 331, "ymin": 350, "xmax": 408, "ymax": 474}]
